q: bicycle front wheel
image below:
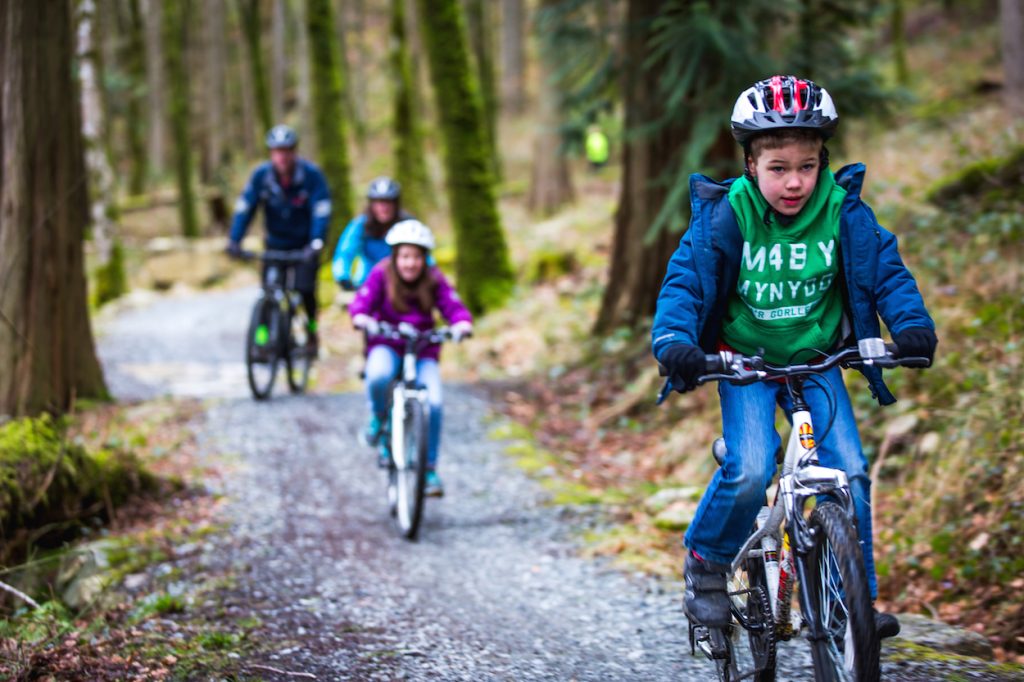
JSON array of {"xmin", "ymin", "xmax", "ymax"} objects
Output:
[
  {"xmin": 392, "ymin": 398, "xmax": 428, "ymax": 540},
  {"xmin": 284, "ymin": 304, "xmax": 312, "ymax": 393},
  {"xmin": 246, "ymin": 297, "xmax": 279, "ymax": 400},
  {"xmin": 803, "ymin": 501, "xmax": 880, "ymax": 682}
]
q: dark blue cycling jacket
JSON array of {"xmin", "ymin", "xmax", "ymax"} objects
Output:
[
  {"xmin": 651, "ymin": 163, "xmax": 934, "ymax": 406},
  {"xmin": 229, "ymin": 159, "xmax": 332, "ymax": 249}
]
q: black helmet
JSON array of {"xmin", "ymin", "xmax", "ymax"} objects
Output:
[
  {"xmin": 366, "ymin": 176, "xmax": 401, "ymax": 201},
  {"xmin": 731, "ymin": 76, "xmax": 839, "ymax": 145},
  {"xmin": 266, "ymin": 124, "xmax": 298, "ymax": 149}
]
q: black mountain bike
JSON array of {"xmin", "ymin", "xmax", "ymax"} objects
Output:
[
  {"xmin": 238, "ymin": 249, "xmax": 314, "ymax": 400},
  {"xmin": 658, "ymin": 338, "xmax": 928, "ymax": 682},
  {"xmin": 370, "ymin": 321, "xmax": 455, "ymax": 540}
]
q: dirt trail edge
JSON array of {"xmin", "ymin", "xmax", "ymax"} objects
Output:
[{"xmin": 96, "ymin": 287, "xmax": 1009, "ymax": 681}]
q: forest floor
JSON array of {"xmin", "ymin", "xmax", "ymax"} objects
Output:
[{"xmin": 3, "ymin": 271, "xmax": 1020, "ymax": 679}]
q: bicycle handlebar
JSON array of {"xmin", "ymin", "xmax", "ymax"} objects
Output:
[
  {"xmin": 369, "ymin": 320, "xmax": 457, "ymax": 345},
  {"xmin": 657, "ymin": 338, "xmax": 930, "ymax": 404},
  {"xmin": 236, "ymin": 248, "xmax": 309, "ymax": 264}
]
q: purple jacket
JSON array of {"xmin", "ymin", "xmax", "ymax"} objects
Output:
[{"xmin": 348, "ymin": 261, "xmax": 473, "ymax": 360}]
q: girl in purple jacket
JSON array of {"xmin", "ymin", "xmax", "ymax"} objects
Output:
[{"xmin": 349, "ymin": 220, "xmax": 473, "ymax": 496}]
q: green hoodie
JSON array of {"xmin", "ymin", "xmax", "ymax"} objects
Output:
[{"xmin": 721, "ymin": 171, "xmax": 848, "ymax": 364}]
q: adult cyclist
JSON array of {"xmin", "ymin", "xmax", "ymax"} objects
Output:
[
  {"xmin": 332, "ymin": 177, "xmax": 414, "ymax": 291},
  {"xmin": 227, "ymin": 125, "xmax": 331, "ymax": 355}
]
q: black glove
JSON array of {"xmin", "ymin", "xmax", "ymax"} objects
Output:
[
  {"xmin": 225, "ymin": 240, "xmax": 243, "ymax": 258},
  {"xmin": 337, "ymin": 278, "xmax": 355, "ymax": 292},
  {"xmin": 660, "ymin": 343, "xmax": 706, "ymax": 392},
  {"xmin": 893, "ymin": 327, "xmax": 937, "ymax": 366}
]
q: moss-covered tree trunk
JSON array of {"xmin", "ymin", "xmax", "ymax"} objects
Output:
[
  {"xmin": 164, "ymin": 0, "xmax": 199, "ymax": 238},
  {"xmin": 119, "ymin": 0, "xmax": 148, "ymax": 195},
  {"xmin": 891, "ymin": 0, "xmax": 909, "ymax": 87},
  {"xmin": 238, "ymin": 0, "xmax": 273, "ymax": 133},
  {"xmin": 417, "ymin": 0, "xmax": 514, "ymax": 314},
  {"xmin": 466, "ymin": 0, "xmax": 501, "ymax": 179},
  {"xmin": 391, "ymin": 0, "xmax": 431, "ymax": 217},
  {"xmin": 0, "ymin": 0, "xmax": 108, "ymax": 415},
  {"xmin": 307, "ymin": 0, "xmax": 354, "ymax": 256},
  {"xmin": 593, "ymin": 0, "xmax": 687, "ymax": 333}
]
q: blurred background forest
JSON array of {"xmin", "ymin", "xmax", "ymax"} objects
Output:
[{"xmin": 0, "ymin": 0, "xmax": 1022, "ymax": 672}]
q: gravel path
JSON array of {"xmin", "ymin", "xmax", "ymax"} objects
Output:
[{"xmin": 95, "ymin": 287, "xmax": 1011, "ymax": 681}]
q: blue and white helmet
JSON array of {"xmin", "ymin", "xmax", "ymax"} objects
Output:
[
  {"xmin": 266, "ymin": 124, "xmax": 298, "ymax": 149},
  {"xmin": 367, "ymin": 176, "xmax": 401, "ymax": 201},
  {"xmin": 385, "ymin": 219, "xmax": 435, "ymax": 251}
]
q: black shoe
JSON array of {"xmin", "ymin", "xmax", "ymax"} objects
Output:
[
  {"xmin": 683, "ymin": 551, "xmax": 732, "ymax": 628},
  {"xmin": 874, "ymin": 609, "xmax": 900, "ymax": 639}
]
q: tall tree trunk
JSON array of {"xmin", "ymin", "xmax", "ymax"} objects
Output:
[
  {"xmin": 79, "ymin": 0, "xmax": 127, "ymax": 306},
  {"xmin": 307, "ymin": 0, "xmax": 354, "ymax": 255},
  {"xmin": 238, "ymin": 0, "xmax": 273, "ymax": 132},
  {"xmin": 593, "ymin": 0, "xmax": 684, "ymax": 333},
  {"xmin": 500, "ymin": 0, "xmax": 525, "ymax": 115},
  {"xmin": 891, "ymin": 0, "xmax": 909, "ymax": 86},
  {"xmin": 294, "ymin": 0, "xmax": 312, "ymax": 146},
  {"xmin": 417, "ymin": 0, "xmax": 514, "ymax": 315},
  {"xmin": 350, "ymin": 0, "xmax": 368, "ymax": 145},
  {"xmin": 164, "ymin": 0, "xmax": 200, "ymax": 237},
  {"xmin": 391, "ymin": 0, "xmax": 432, "ymax": 217},
  {"xmin": 0, "ymin": 0, "xmax": 108, "ymax": 415},
  {"xmin": 527, "ymin": 0, "xmax": 574, "ymax": 216},
  {"xmin": 119, "ymin": 0, "xmax": 147, "ymax": 194},
  {"xmin": 271, "ymin": 0, "xmax": 286, "ymax": 122},
  {"xmin": 204, "ymin": 0, "xmax": 229, "ymax": 179},
  {"xmin": 233, "ymin": 3, "xmax": 259, "ymax": 159},
  {"xmin": 331, "ymin": 0, "xmax": 365, "ymax": 146},
  {"xmin": 1001, "ymin": 0, "xmax": 1024, "ymax": 115},
  {"xmin": 466, "ymin": 0, "xmax": 501, "ymax": 179},
  {"xmin": 142, "ymin": 0, "xmax": 166, "ymax": 177}
]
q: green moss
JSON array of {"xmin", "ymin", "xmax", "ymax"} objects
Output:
[
  {"xmin": 524, "ymin": 249, "xmax": 578, "ymax": 284},
  {"xmin": 926, "ymin": 146, "xmax": 1024, "ymax": 208},
  {"xmin": 390, "ymin": 0, "xmax": 432, "ymax": 217}
]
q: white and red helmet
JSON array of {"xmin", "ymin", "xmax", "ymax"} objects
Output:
[{"xmin": 731, "ymin": 75, "xmax": 839, "ymax": 145}]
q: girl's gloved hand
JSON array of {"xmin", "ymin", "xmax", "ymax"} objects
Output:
[
  {"xmin": 352, "ymin": 314, "xmax": 380, "ymax": 336},
  {"xmin": 450, "ymin": 321, "xmax": 473, "ymax": 342}
]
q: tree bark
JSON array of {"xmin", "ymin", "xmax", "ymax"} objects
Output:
[
  {"xmin": 466, "ymin": 0, "xmax": 501, "ymax": 178},
  {"xmin": 527, "ymin": 0, "xmax": 574, "ymax": 216},
  {"xmin": 391, "ymin": 0, "xmax": 432, "ymax": 217},
  {"xmin": 294, "ymin": 0, "xmax": 312, "ymax": 145},
  {"xmin": 307, "ymin": 0, "xmax": 354, "ymax": 255},
  {"xmin": 142, "ymin": 0, "xmax": 166, "ymax": 176},
  {"xmin": 891, "ymin": 0, "xmax": 909, "ymax": 87},
  {"xmin": 79, "ymin": 0, "xmax": 126, "ymax": 306},
  {"xmin": 271, "ymin": 0, "xmax": 286, "ymax": 123},
  {"xmin": 204, "ymin": 0, "xmax": 229, "ymax": 180},
  {"xmin": 164, "ymin": 0, "xmax": 200, "ymax": 237},
  {"xmin": 119, "ymin": 0, "xmax": 147, "ymax": 194},
  {"xmin": 593, "ymin": 0, "xmax": 684, "ymax": 333},
  {"xmin": 0, "ymin": 0, "xmax": 108, "ymax": 415},
  {"xmin": 500, "ymin": 0, "xmax": 526, "ymax": 115},
  {"xmin": 1001, "ymin": 0, "xmax": 1024, "ymax": 115},
  {"xmin": 417, "ymin": 0, "xmax": 514, "ymax": 315},
  {"xmin": 238, "ymin": 0, "xmax": 274, "ymax": 133}
]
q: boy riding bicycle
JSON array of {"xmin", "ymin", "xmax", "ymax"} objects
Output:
[{"xmin": 652, "ymin": 76, "xmax": 938, "ymax": 640}]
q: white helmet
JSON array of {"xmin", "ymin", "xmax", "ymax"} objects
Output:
[{"xmin": 385, "ymin": 219, "xmax": 435, "ymax": 251}]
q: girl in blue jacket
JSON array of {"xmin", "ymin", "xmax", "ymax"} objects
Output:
[
  {"xmin": 653, "ymin": 76, "xmax": 937, "ymax": 640},
  {"xmin": 332, "ymin": 177, "xmax": 413, "ymax": 290}
]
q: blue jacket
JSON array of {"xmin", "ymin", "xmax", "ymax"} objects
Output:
[
  {"xmin": 652, "ymin": 163, "xmax": 934, "ymax": 405},
  {"xmin": 229, "ymin": 159, "xmax": 332, "ymax": 250},
  {"xmin": 331, "ymin": 210, "xmax": 419, "ymax": 285}
]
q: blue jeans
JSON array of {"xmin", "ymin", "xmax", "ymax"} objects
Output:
[
  {"xmin": 684, "ymin": 366, "xmax": 878, "ymax": 599},
  {"xmin": 365, "ymin": 346, "xmax": 444, "ymax": 468}
]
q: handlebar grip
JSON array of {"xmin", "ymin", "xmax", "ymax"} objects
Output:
[{"xmin": 705, "ymin": 354, "xmax": 725, "ymax": 373}]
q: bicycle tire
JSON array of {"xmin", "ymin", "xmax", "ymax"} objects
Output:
[
  {"xmin": 284, "ymin": 304, "xmax": 312, "ymax": 393},
  {"xmin": 804, "ymin": 501, "xmax": 880, "ymax": 682},
  {"xmin": 246, "ymin": 297, "xmax": 279, "ymax": 400},
  {"xmin": 393, "ymin": 398, "xmax": 428, "ymax": 540}
]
